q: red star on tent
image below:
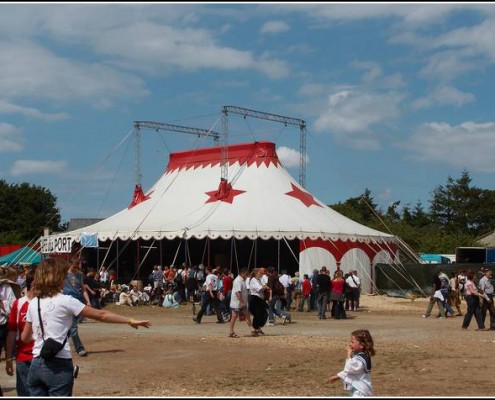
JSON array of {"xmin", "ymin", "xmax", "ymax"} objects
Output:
[
  {"xmin": 128, "ymin": 184, "xmax": 153, "ymax": 209},
  {"xmin": 285, "ymin": 183, "xmax": 321, "ymax": 208},
  {"xmin": 205, "ymin": 179, "xmax": 246, "ymax": 204}
]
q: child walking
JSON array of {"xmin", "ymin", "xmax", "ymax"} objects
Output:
[{"xmin": 328, "ymin": 329, "xmax": 375, "ymax": 397}]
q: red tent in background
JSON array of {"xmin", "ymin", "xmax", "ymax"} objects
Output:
[{"xmin": 0, "ymin": 244, "xmax": 23, "ymax": 257}]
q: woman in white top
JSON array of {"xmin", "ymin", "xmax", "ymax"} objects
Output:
[
  {"xmin": 247, "ymin": 268, "xmax": 270, "ymax": 337},
  {"xmin": 21, "ymin": 257, "xmax": 151, "ymax": 396}
]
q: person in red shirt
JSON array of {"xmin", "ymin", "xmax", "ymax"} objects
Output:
[
  {"xmin": 330, "ymin": 270, "xmax": 346, "ymax": 319},
  {"xmin": 298, "ymin": 274, "xmax": 312, "ymax": 312},
  {"xmin": 222, "ymin": 268, "xmax": 234, "ymax": 317},
  {"xmin": 5, "ymin": 266, "xmax": 36, "ymax": 396}
]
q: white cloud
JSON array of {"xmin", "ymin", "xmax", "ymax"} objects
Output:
[
  {"xmin": 0, "ymin": 41, "xmax": 149, "ymax": 107},
  {"xmin": 0, "ymin": 123, "xmax": 23, "ymax": 152},
  {"xmin": 313, "ymin": 89, "xmax": 405, "ymax": 149},
  {"xmin": 350, "ymin": 62, "xmax": 406, "ymax": 90},
  {"xmin": 277, "ymin": 146, "xmax": 307, "ymax": 168},
  {"xmin": 402, "ymin": 121, "xmax": 495, "ymax": 172},
  {"xmin": 418, "ymin": 49, "xmax": 480, "ymax": 83},
  {"xmin": 0, "ymin": 5, "xmax": 290, "ymax": 115},
  {"xmin": 0, "ymin": 99, "xmax": 69, "ymax": 121},
  {"xmin": 39, "ymin": 13, "xmax": 290, "ymax": 79},
  {"xmin": 377, "ymin": 188, "xmax": 393, "ymax": 202},
  {"xmin": 11, "ymin": 159, "xmax": 68, "ymax": 176},
  {"xmin": 299, "ymin": 83, "xmax": 326, "ymax": 97},
  {"xmin": 288, "ymin": 3, "xmax": 473, "ymax": 26},
  {"xmin": 260, "ymin": 21, "xmax": 290, "ymax": 35},
  {"xmin": 432, "ymin": 17, "xmax": 495, "ymax": 63},
  {"xmin": 412, "ymin": 85, "xmax": 476, "ymax": 109}
]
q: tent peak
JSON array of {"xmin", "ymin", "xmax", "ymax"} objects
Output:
[{"xmin": 166, "ymin": 141, "xmax": 280, "ymax": 173}]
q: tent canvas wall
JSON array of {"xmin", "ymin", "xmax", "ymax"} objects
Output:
[{"xmin": 44, "ymin": 141, "xmax": 398, "ymax": 292}]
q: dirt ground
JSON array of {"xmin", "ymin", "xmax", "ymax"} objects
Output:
[{"xmin": 1, "ymin": 294, "xmax": 494, "ymax": 397}]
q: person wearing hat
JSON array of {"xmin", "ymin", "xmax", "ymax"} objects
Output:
[{"xmin": 479, "ymin": 269, "xmax": 495, "ymax": 330}]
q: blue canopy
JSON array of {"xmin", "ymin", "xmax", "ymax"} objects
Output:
[
  {"xmin": 419, "ymin": 253, "xmax": 451, "ymax": 264},
  {"xmin": 0, "ymin": 246, "xmax": 41, "ymax": 265}
]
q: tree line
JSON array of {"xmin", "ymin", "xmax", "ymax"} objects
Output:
[
  {"xmin": 0, "ymin": 179, "xmax": 63, "ymax": 244},
  {"xmin": 1, "ymin": 170, "xmax": 495, "ymax": 254},
  {"xmin": 330, "ymin": 170, "xmax": 495, "ymax": 254}
]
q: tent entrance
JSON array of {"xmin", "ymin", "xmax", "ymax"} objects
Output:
[{"xmin": 80, "ymin": 237, "xmax": 300, "ymax": 284}]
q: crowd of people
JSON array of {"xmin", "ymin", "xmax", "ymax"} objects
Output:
[
  {"xmin": 92, "ymin": 262, "xmax": 363, "ymax": 337},
  {"xmin": 5, "ymin": 257, "xmax": 493, "ymax": 397},
  {"xmin": 422, "ymin": 267, "xmax": 495, "ymax": 331}
]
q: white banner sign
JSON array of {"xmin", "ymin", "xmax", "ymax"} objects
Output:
[{"xmin": 41, "ymin": 236, "xmax": 74, "ymax": 254}]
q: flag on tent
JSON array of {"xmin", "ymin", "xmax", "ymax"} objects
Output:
[{"xmin": 80, "ymin": 232, "xmax": 98, "ymax": 248}]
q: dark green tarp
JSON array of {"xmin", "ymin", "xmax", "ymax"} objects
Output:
[
  {"xmin": 0, "ymin": 246, "xmax": 41, "ymax": 265},
  {"xmin": 375, "ymin": 263, "xmax": 492, "ymax": 297}
]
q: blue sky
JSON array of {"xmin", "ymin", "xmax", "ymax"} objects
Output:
[{"xmin": 1, "ymin": 2, "xmax": 495, "ymax": 224}]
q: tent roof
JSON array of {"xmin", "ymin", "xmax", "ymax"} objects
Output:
[
  {"xmin": 50, "ymin": 141, "xmax": 395, "ymax": 243},
  {"xmin": 0, "ymin": 246, "xmax": 41, "ymax": 265}
]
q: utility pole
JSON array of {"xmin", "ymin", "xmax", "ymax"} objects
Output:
[{"xmin": 221, "ymin": 105, "xmax": 307, "ymax": 187}]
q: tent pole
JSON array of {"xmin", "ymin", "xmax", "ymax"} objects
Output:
[
  {"xmin": 201, "ymin": 238, "xmax": 208, "ymax": 265},
  {"xmin": 208, "ymin": 237, "xmax": 211, "ymax": 268},
  {"xmin": 254, "ymin": 238, "xmax": 257, "ymax": 269},
  {"xmin": 233, "ymin": 238, "xmax": 239, "ymax": 275},
  {"xmin": 136, "ymin": 239, "xmax": 140, "ymax": 279},
  {"xmin": 184, "ymin": 238, "xmax": 187, "ymax": 265},
  {"xmin": 247, "ymin": 240, "xmax": 255, "ymax": 271},
  {"xmin": 116, "ymin": 240, "xmax": 120, "ymax": 281},
  {"xmin": 230, "ymin": 238, "xmax": 234, "ymax": 271},
  {"xmin": 160, "ymin": 240, "xmax": 163, "ymax": 268}
]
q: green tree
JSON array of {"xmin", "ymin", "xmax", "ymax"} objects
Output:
[
  {"xmin": 0, "ymin": 180, "xmax": 62, "ymax": 244},
  {"xmin": 330, "ymin": 188, "xmax": 381, "ymax": 227},
  {"xmin": 429, "ymin": 170, "xmax": 484, "ymax": 235}
]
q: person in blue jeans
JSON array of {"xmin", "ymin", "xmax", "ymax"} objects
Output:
[
  {"xmin": 22, "ymin": 257, "xmax": 151, "ymax": 397},
  {"xmin": 462, "ymin": 269, "xmax": 485, "ymax": 330},
  {"xmin": 315, "ymin": 267, "xmax": 331, "ymax": 319},
  {"xmin": 266, "ymin": 268, "xmax": 290, "ymax": 325},
  {"xmin": 439, "ymin": 270, "xmax": 454, "ymax": 317},
  {"xmin": 63, "ymin": 257, "xmax": 91, "ymax": 357}
]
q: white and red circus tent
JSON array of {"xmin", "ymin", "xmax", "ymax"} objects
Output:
[{"xmin": 45, "ymin": 141, "xmax": 398, "ymax": 293}]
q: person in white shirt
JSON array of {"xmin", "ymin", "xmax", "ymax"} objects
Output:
[
  {"xmin": 21, "ymin": 257, "xmax": 151, "ymax": 397},
  {"xmin": 248, "ymin": 268, "xmax": 270, "ymax": 336},
  {"xmin": 193, "ymin": 267, "xmax": 224, "ymax": 324},
  {"xmin": 228, "ymin": 269, "xmax": 252, "ymax": 337},
  {"xmin": 278, "ymin": 270, "xmax": 292, "ymax": 310},
  {"xmin": 479, "ymin": 269, "xmax": 495, "ymax": 330},
  {"xmin": 329, "ymin": 329, "xmax": 375, "ymax": 397}
]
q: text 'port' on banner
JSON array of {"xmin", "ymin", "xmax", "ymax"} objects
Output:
[{"xmin": 40, "ymin": 236, "xmax": 73, "ymax": 254}]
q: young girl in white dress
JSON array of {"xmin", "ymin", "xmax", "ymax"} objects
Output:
[{"xmin": 328, "ymin": 329, "xmax": 375, "ymax": 397}]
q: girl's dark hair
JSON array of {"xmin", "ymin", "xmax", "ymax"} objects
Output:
[
  {"xmin": 352, "ymin": 329, "xmax": 375, "ymax": 356},
  {"xmin": 25, "ymin": 265, "xmax": 37, "ymax": 291}
]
